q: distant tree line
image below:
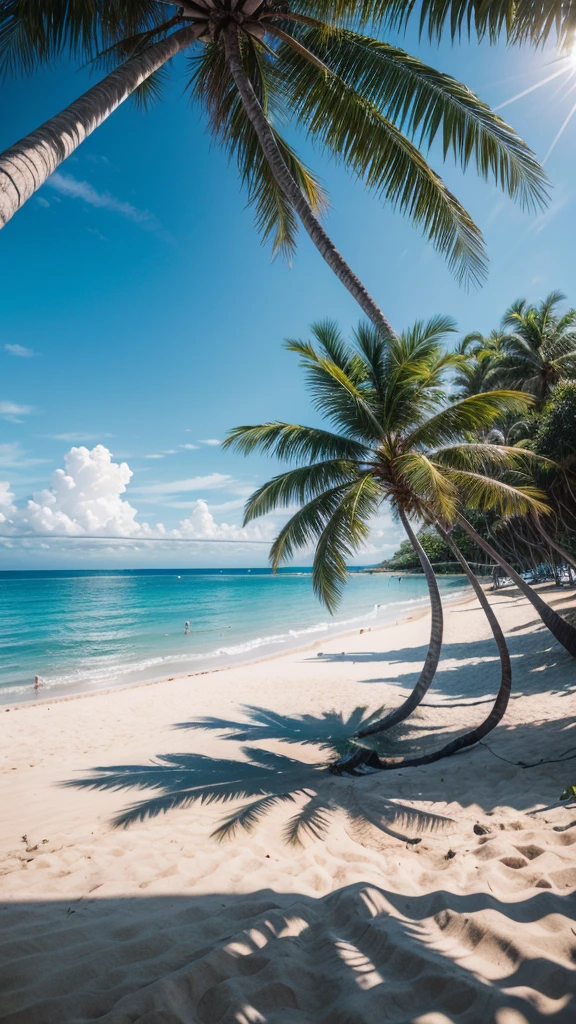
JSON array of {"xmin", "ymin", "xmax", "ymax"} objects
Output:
[{"xmin": 381, "ymin": 292, "xmax": 576, "ymax": 583}]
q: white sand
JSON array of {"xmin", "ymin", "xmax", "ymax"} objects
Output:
[{"xmin": 1, "ymin": 584, "xmax": 576, "ymax": 1023}]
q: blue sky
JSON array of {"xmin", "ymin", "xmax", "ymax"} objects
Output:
[{"xmin": 1, "ymin": 21, "xmax": 575, "ymax": 568}]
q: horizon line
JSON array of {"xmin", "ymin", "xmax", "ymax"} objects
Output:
[{"xmin": 1, "ymin": 534, "xmax": 271, "ymax": 544}]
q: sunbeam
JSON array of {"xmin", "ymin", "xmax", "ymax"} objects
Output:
[
  {"xmin": 494, "ymin": 65, "xmax": 570, "ymax": 110},
  {"xmin": 543, "ymin": 99, "xmax": 576, "ymax": 162}
]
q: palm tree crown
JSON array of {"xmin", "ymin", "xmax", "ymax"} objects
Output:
[
  {"xmin": 225, "ymin": 318, "xmax": 546, "ymax": 610},
  {"xmin": 493, "ymin": 291, "xmax": 576, "ymax": 406},
  {"xmin": 1, "ymin": 1, "xmax": 547, "ymax": 287}
]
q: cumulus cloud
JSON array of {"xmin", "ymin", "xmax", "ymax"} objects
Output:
[
  {"xmin": 0, "ymin": 401, "xmax": 33, "ymax": 422},
  {"xmin": 180, "ymin": 443, "xmax": 199, "ymax": 450},
  {"xmin": 198, "ymin": 439, "xmax": 222, "ymax": 446},
  {"xmin": 7, "ymin": 445, "xmax": 141, "ymax": 537},
  {"xmin": 172, "ymin": 500, "xmax": 272, "ymax": 542},
  {"xmin": 0, "ymin": 446, "xmax": 271, "ymax": 546},
  {"xmin": 5, "ymin": 343, "xmax": 35, "ymax": 358},
  {"xmin": 46, "ymin": 172, "xmax": 152, "ymax": 224}
]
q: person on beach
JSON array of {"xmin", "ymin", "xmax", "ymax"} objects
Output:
[
  {"xmin": 34, "ymin": 675, "xmax": 41, "ymax": 690},
  {"xmin": 184, "ymin": 621, "xmax": 190, "ymax": 635}
]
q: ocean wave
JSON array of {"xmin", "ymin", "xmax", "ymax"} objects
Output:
[{"xmin": 0, "ymin": 592, "xmax": 443, "ymax": 700}]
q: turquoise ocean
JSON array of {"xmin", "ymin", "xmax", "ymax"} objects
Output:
[{"xmin": 0, "ymin": 568, "xmax": 470, "ymax": 704}]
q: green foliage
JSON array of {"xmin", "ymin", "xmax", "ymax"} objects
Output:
[
  {"xmin": 380, "ymin": 514, "xmax": 497, "ymax": 570},
  {"xmin": 369, "ymin": 0, "xmax": 576, "ymax": 48},
  {"xmin": 534, "ymin": 381, "xmax": 576, "ymax": 464},
  {"xmin": 0, "ymin": 0, "xmax": 548, "ymax": 276},
  {"xmin": 226, "ymin": 318, "xmax": 546, "ymax": 611},
  {"xmin": 454, "ymin": 292, "xmax": 576, "ymax": 412}
]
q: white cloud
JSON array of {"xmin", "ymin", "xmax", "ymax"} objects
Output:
[
  {"xmin": 0, "ymin": 481, "xmax": 14, "ymax": 506},
  {"xmin": 0, "ymin": 482, "xmax": 15, "ymax": 526},
  {"xmin": 133, "ymin": 473, "xmax": 232, "ymax": 496},
  {"xmin": 180, "ymin": 443, "xmax": 199, "ymax": 450},
  {"xmin": 0, "ymin": 447, "xmax": 272, "ymax": 546},
  {"xmin": 166, "ymin": 497, "xmax": 247, "ymax": 512},
  {"xmin": 173, "ymin": 500, "xmax": 272, "ymax": 542},
  {"xmin": 143, "ymin": 450, "xmax": 179, "ymax": 460},
  {"xmin": 0, "ymin": 401, "xmax": 33, "ymax": 422},
  {"xmin": 36, "ymin": 197, "xmax": 50, "ymax": 209},
  {"xmin": 46, "ymin": 172, "xmax": 152, "ymax": 224},
  {"xmin": 198, "ymin": 439, "xmax": 222, "ymax": 446},
  {"xmin": 5, "ymin": 344, "xmax": 35, "ymax": 358},
  {"xmin": 9, "ymin": 445, "xmax": 141, "ymax": 537}
]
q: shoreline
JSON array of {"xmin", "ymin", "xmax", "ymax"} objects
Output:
[{"xmin": 4, "ymin": 587, "xmax": 476, "ymax": 713}]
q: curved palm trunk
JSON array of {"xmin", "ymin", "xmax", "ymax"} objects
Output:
[
  {"xmin": 224, "ymin": 26, "xmax": 396, "ymax": 339},
  {"xmin": 330, "ymin": 509, "xmax": 444, "ymax": 774},
  {"xmin": 357, "ymin": 524, "xmax": 514, "ymax": 770},
  {"xmin": 457, "ymin": 513, "xmax": 576, "ymax": 657},
  {"xmin": 358, "ymin": 508, "xmax": 444, "ymax": 733},
  {"xmin": 0, "ymin": 26, "xmax": 200, "ymax": 229}
]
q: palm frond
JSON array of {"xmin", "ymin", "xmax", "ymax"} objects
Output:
[
  {"xmin": 223, "ymin": 422, "xmax": 370, "ymax": 462},
  {"xmin": 276, "ymin": 38, "xmax": 489, "ymax": 284},
  {"xmin": 243, "ymin": 460, "xmax": 361, "ymax": 523},
  {"xmin": 286, "ymin": 338, "xmax": 384, "ymax": 441},
  {"xmin": 344, "ymin": 0, "xmax": 576, "ymax": 48},
  {"xmin": 432, "ymin": 441, "xmax": 553, "ymax": 471},
  {"xmin": 442, "ymin": 468, "xmax": 550, "ymax": 516},
  {"xmin": 0, "ymin": 0, "xmax": 166, "ymax": 75},
  {"xmin": 405, "ymin": 390, "xmax": 534, "ymax": 448},
  {"xmin": 189, "ymin": 37, "xmax": 326, "ymax": 258},
  {"xmin": 278, "ymin": 24, "xmax": 548, "ymax": 212},
  {"xmin": 269, "ymin": 481, "xmax": 359, "ymax": 571},
  {"xmin": 311, "ymin": 475, "xmax": 382, "ymax": 611}
]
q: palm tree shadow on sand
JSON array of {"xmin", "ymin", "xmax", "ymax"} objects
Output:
[{"xmin": 64, "ymin": 705, "xmax": 457, "ymax": 846}]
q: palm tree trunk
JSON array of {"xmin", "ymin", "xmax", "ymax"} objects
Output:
[
  {"xmin": 358, "ymin": 508, "xmax": 444, "ymax": 732},
  {"xmin": 224, "ymin": 25, "xmax": 396, "ymax": 339},
  {"xmin": 457, "ymin": 513, "xmax": 576, "ymax": 657},
  {"xmin": 362, "ymin": 524, "xmax": 513, "ymax": 770},
  {"xmin": 0, "ymin": 26, "xmax": 200, "ymax": 229},
  {"xmin": 331, "ymin": 509, "xmax": 444, "ymax": 775}
]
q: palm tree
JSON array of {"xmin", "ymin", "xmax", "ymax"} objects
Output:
[
  {"xmin": 224, "ymin": 318, "xmax": 575, "ymax": 740},
  {"xmin": 452, "ymin": 331, "xmax": 533, "ymax": 444},
  {"xmin": 491, "ymin": 292, "xmax": 576, "ymax": 408},
  {"xmin": 0, "ymin": 2, "xmax": 547, "ymax": 336},
  {"xmin": 452, "ymin": 330, "xmax": 505, "ymax": 398}
]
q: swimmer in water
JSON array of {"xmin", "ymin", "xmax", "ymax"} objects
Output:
[{"xmin": 184, "ymin": 621, "xmax": 190, "ymax": 635}]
